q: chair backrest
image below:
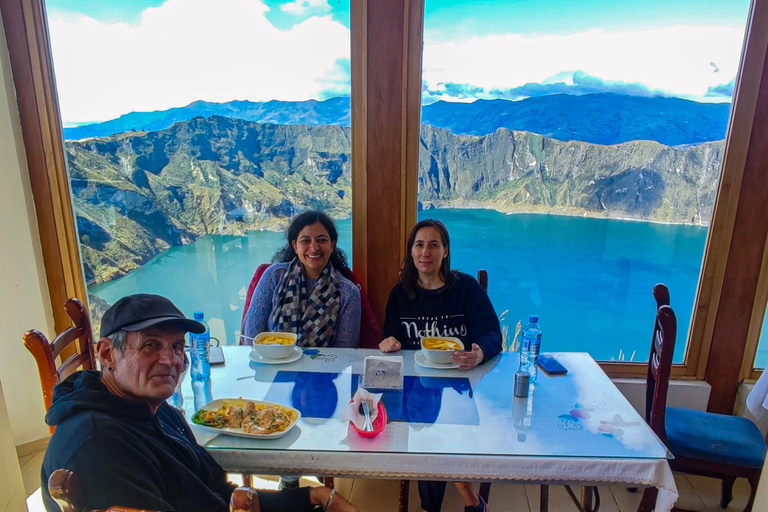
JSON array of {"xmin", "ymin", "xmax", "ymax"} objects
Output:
[
  {"xmin": 240, "ymin": 263, "xmax": 272, "ymax": 338},
  {"xmin": 339, "ymin": 267, "xmax": 382, "ymax": 348},
  {"xmin": 646, "ymin": 294, "xmax": 677, "ymax": 444},
  {"xmin": 645, "ymin": 284, "xmax": 670, "ymax": 423},
  {"xmin": 239, "ymin": 263, "xmax": 383, "ymax": 348},
  {"xmin": 24, "ymin": 298, "xmax": 95, "ymax": 428},
  {"xmin": 48, "ymin": 469, "xmax": 259, "ymax": 512},
  {"xmin": 477, "ymin": 269, "xmax": 488, "ymax": 293},
  {"xmin": 48, "ymin": 469, "xmax": 150, "ymax": 512}
]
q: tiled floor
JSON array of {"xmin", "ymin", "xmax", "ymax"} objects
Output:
[{"xmin": 21, "ymin": 447, "xmax": 752, "ymax": 512}]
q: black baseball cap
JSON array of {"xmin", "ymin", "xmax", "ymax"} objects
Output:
[{"xmin": 100, "ymin": 293, "xmax": 206, "ymax": 338}]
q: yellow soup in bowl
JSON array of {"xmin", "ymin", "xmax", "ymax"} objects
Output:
[
  {"xmin": 252, "ymin": 332, "xmax": 298, "ymax": 359},
  {"xmin": 422, "ymin": 337, "xmax": 463, "ymax": 351},
  {"xmin": 256, "ymin": 335, "xmax": 295, "ymax": 346}
]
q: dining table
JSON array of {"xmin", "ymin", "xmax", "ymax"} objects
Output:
[{"xmin": 180, "ymin": 347, "xmax": 678, "ymax": 512}]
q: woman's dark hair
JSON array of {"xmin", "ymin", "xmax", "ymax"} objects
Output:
[
  {"xmin": 401, "ymin": 218, "xmax": 457, "ymax": 300},
  {"xmin": 272, "ymin": 210, "xmax": 350, "ymax": 271}
]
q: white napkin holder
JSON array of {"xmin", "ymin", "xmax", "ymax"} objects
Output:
[{"xmin": 362, "ymin": 355, "xmax": 404, "ymax": 390}]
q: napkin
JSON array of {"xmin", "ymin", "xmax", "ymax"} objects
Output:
[
  {"xmin": 189, "ymin": 422, "xmax": 222, "ymax": 445},
  {"xmin": 363, "ymin": 355, "xmax": 404, "ymax": 389},
  {"xmin": 342, "ymin": 387, "xmax": 383, "ymax": 430}
]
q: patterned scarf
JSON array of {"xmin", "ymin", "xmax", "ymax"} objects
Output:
[{"xmin": 271, "ymin": 258, "xmax": 341, "ymax": 347}]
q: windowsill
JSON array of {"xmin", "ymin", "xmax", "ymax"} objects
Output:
[{"xmin": 611, "ymin": 377, "xmax": 711, "ymax": 416}]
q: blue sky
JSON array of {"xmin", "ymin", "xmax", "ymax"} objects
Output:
[
  {"xmin": 44, "ymin": 0, "xmax": 750, "ymax": 123},
  {"xmin": 423, "ymin": 0, "xmax": 750, "ymax": 39},
  {"xmin": 46, "ymin": 0, "xmax": 750, "ymax": 35}
]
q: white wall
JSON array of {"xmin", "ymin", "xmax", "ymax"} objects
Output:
[
  {"xmin": 0, "ymin": 381, "xmax": 27, "ymax": 512},
  {"xmin": 0, "ymin": 9, "xmax": 55, "ymax": 446}
]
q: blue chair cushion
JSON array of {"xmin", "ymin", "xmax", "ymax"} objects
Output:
[{"xmin": 666, "ymin": 406, "xmax": 767, "ymax": 468}]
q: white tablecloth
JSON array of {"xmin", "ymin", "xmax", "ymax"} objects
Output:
[
  {"xmin": 185, "ymin": 347, "xmax": 678, "ymax": 511},
  {"xmin": 208, "ymin": 447, "xmax": 678, "ymax": 512}
]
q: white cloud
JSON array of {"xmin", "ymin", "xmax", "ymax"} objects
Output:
[
  {"xmin": 280, "ymin": 0, "xmax": 331, "ymax": 16},
  {"xmin": 47, "ymin": 0, "xmax": 349, "ymax": 124},
  {"xmin": 49, "ymin": 2, "xmax": 742, "ymax": 125},
  {"xmin": 423, "ymin": 26, "xmax": 744, "ymax": 102}
]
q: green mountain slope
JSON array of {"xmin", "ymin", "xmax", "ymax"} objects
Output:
[{"xmin": 66, "ymin": 116, "xmax": 722, "ymax": 284}]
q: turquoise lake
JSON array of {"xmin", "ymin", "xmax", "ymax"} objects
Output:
[{"xmin": 89, "ymin": 208, "xmax": 768, "ymax": 365}]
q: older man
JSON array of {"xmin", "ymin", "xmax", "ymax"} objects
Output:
[{"xmin": 41, "ymin": 293, "xmax": 355, "ymax": 512}]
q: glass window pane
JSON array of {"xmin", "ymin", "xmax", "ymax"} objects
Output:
[
  {"xmin": 46, "ymin": 0, "xmax": 352, "ymax": 343},
  {"xmin": 755, "ymin": 306, "xmax": 768, "ymax": 370},
  {"xmin": 420, "ymin": 0, "xmax": 750, "ymax": 362}
]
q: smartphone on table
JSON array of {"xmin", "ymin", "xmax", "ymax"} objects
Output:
[
  {"xmin": 210, "ymin": 346, "xmax": 225, "ymax": 365},
  {"xmin": 538, "ymin": 353, "xmax": 567, "ymax": 375}
]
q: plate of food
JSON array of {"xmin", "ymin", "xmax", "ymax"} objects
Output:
[
  {"xmin": 414, "ymin": 350, "xmax": 459, "ymax": 369},
  {"xmin": 420, "ymin": 336, "xmax": 464, "ymax": 365},
  {"xmin": 251, "ymin": 332, "xmax": 299, "ymax": 360},
  {"xmin": 192, "ymin": 398, "xmax": 301, "ymax": 439}
]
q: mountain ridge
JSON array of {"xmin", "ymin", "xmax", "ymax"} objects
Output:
[
  {"xmin": 64, "ymin": 93, "xmax": 731, "ymax": 146},
  {"xmin": 66, "ymin": 116, "xmax": 722, "ymax": 284}
]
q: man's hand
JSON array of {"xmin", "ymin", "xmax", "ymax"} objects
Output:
[
  {"xmin": 309, "ymin": 486, "xmax": 358, "ymax": 512},
  {"xmin": 379, "ymin": 336, "xmax": 402, "ymax": 353},
  {"xmin": 451, "ymin": 343, "xmax": 485, "ymax": 370}
]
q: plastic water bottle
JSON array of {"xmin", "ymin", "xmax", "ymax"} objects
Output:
[
  {"xmin": 189, "ymin": 311, "xmax": 210, "ymax": 381},
  {"xmin": 520, "ymin": 315, "xmax": 542, "ymax": 381},
  {"xmin": 168, "ymin": 352, "xmax": 189, "ymax": 412}
]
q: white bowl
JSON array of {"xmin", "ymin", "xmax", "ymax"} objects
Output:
[
  {"xmin": 252, "ymin": 332, "xmax": 298, "ymax": 359},
  {"xmin": 420, "ymin": 336, "xmax": 464, "ymax": 365}
]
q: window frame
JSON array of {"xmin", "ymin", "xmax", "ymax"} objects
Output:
[
  {"xmin": 742, "ymin": 233, "xmax": 768, "ymax": 380},
  {"xmin": 2, "ymin": 0, "xmax": 767, "ymax": 408}
]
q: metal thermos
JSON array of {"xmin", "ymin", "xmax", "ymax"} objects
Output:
[{"xmin": 514, "ymin": 371, "xmax": 530, "ymax": 397}]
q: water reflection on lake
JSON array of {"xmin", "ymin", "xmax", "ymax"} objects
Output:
[{"xmin": 91, "ymin": 209, "xmax": 710, "ymax": 363}]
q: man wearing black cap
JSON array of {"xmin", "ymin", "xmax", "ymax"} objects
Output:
[{"xmin": 41, "ymin": 293, "xmax": 355, "ymax": 512}]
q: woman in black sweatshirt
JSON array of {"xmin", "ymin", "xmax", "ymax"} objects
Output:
[{"xmin": 379, "ymin": 218, "xmax": 502, "ymax": 512}]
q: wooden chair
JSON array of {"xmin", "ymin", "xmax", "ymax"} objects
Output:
[
  {"xmin": 23, "ymin": 298, "xmax": 96, "ymax": 433},
  {"xmin": 48, "ymin": 469, "xmax": 258, "ymax": 512},
  {"xmin": 639, "ymin": 285, "xmax": 766, "ymax": 512}
]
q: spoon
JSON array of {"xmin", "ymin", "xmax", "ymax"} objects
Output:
[{"xmin": 359, "ymin": 400, "xmax": 374, "ymax": 432}]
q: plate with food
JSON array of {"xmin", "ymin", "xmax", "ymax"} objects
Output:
[
  {"xmin": 251, "ymin": 332, "xmax": 298, "ymax": 359},
  {"xmin": 249, "ymin": 345, "xmax": 303, "ymax": 364},
  {"xmin": 420, "ymin": 336, "xmax": 464, "ymax": 365},
  {"xmin": 192, "ymin": 398, "xmax": 301, "ymax": 439},
  {"xmin": 414, "ymin": 350, "xmax": 459, "ymax": 369}
]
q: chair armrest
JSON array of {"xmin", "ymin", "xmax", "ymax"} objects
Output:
[
  {"xmin": 48, "ymin": 468, "xmax": 174, "ymax": 512},
  {"xmin": 231, "ymin": 487, "xmax": 260, "ymax": 512},
  {"xmin": 49, "ymin": 469, "xmax": 81, "ymax": 512}
]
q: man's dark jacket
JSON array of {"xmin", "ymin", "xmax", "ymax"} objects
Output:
[{"xmin": 41, "ymin": 371, "xmax": 311, "ymax": 512}]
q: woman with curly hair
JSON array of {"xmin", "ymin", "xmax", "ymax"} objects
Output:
[{"xmin": 244, "ymin": 210, "xmax": 361, "ymax": 348}]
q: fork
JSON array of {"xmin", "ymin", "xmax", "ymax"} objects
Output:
[{"xmin": 359, "ymin": 400, "xmax": 374, "ymax": 431}]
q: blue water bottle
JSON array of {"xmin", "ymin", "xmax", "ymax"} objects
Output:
[
  {"xmin": 189, "ymin": 311, "xmax": 210, "ymax": 381},
  {"xmin": 520, "ymin": 315, "xmax": 542, "ymax": 381}
]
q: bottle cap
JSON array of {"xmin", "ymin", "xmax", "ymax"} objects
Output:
[
  {"xmin": 528, "ymin": 315, "xmax": 539, "ymax": 323},
  {"xmin": 194, "ymin": 311, "xmax": 204, "ymax": 320}
]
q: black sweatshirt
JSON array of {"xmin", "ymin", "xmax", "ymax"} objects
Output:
[
  {"xmin": 382, "ymin": 272, "xmax": 502, "ymax": 360},
  {"xmin": 41, "ymin": 371, "xmax": 312, "ymax": 512}
]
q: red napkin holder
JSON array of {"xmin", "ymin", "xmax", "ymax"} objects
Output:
[{"xmin": 350, "ymin": 401, "xmax": 387, "ymax": 437}]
